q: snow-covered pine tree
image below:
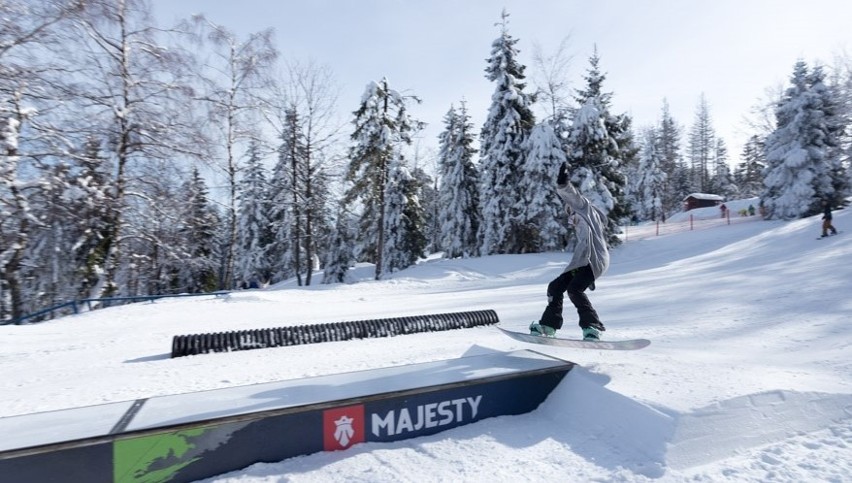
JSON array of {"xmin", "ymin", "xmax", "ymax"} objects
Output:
[
  {"xmin": 687, "ymin": 94, "xmax": 717, "ymax": 193},
  {"xmin": 178, "ymin": 166, "xmax": 220, "ymax": 293},
  {"xmin": 566, "ymin": 100, "xmax": 617, "ymax": 211},
  {"xmin": 235, "ymin": 141, "xmax": 272, "ymax": 288},
  {"xmin": 382, "ymin": 152, "xmax": 427, "ymax": 273},
  {"xmin": 65, "ymin": 136, "xmax": 115, "ymax": 299},
  {"xmin": 657, "ymin": 100, "xmax": 688, "ymax": 217},
  {"xmin": 735, "ymin": 135, "xmax": 766, "ymax": 197},
  {"xmin": 344, "ymin": 78, "xmax": 421, "ymax": 280},
  {"xmin": 835, "ymin": 59, "xmax": 852, "ymax": 197},
  {"xmin": 411, "ymin": 164, "xmax": 438, "ymax": 253},
  {"xmin": 301, "ymin": 165, "xmax": 334, "ymax": 284},
  {"xmin": 566, "ymin": 49, "xmax": 629, "ymax": 245},
  {"xmin": 24, "ymin": 162, "xmax": 80, "ymax": 311},
  {"xmin": 267, "ymin": 155, "xmax": 293, "ymax": 284},
  {"xmin": 479, "ymin": 9, "xmax": 536, "ymax": 255},
  {"xmin": 322, "ymin": 206, "xmax": 355, "ymax": 285},
  {"xmin": 128, "ymin": 162, "xmax": 187, "ymax": 296},
  {"xmin": 812, "ymin": 66, "xmax": 850, "ymax": 207},
  {"xmin": 624, "ymin": 135, "xmax": 643, "ymax": 222},
  {"xmin": 4, "ymin": 154, "xmax": 112, "ymax": 318},
  {"xmin": 609, "ymin": 115, "xmax": 637, "ymax": 229},
  {"xmin": 268, "ymin": 107, "xmax": 304, "ymax": 285},
  {"xmin": 634, "ymin": 128, "xmax": 667, "ymax": 221},
  {"xmin": 763, "ymin": 61, "xmax": 848, "ymax": 219},
  {"xmin": 270, "ymin": 61, "xmax": 339, "ymax": 286},
  {"xmin": 708, "ymin": 138, "xmax": 738, "ymax": 199},
  {"xmin": 520, "ymin": 122, "xmax": 568, "ymax": 251},
  {"xmin": 437, "ymin": 103, "xmax": 480, "ymax": 258}
]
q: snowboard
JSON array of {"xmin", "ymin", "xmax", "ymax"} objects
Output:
[
  {"xmin": 817, "ymin": 231, "xmax": 841, "ymax": 240},
  {"xmin": 498, "ymin": 326, "xmax": 650, "ymax": 350}
]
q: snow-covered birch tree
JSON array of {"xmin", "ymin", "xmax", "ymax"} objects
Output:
[
  {"xmin": 189, "ymin": 17, "xmax": 277, "ymax": 290},
  {"xmin": 57, "ymin": 0, "xmax": 201, "ymax": 298},
  {"xmin": 264, "ymin": 61, "xmax": 338, "ymax": 286},
  {"xmin": 0, "ymin": 0, "xmax": 84, "ymax": 320}
]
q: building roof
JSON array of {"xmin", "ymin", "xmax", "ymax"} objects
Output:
[{"xmin": 683, "ymin": 193, "xmax": 725, "ymax": 201}]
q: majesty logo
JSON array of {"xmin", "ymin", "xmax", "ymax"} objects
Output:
[
  {"xmin": 371, "ymin": 395, "xmax": 483, "ymax": 438},
  {"xmin": 334, "ymin": 415, "xmax": 355, "ymax": 446},
  {"xmin": 323, "ymin": 405, "xmax": 365, "ymax": 450},
  {"xmin": 323, "ymin": 395, "xmax": 485, "ymax": 448}
]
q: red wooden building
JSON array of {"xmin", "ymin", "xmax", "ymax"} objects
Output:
[{"xmin": 683, "ymin": 193, "xmax": 724, "ymax": 211}]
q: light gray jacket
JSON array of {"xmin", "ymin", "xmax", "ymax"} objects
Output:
[{"xmin": 557, "ymin": 182, "xmax": 610, "ymax": 279}]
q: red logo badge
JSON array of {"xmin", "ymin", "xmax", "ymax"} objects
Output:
[{"xmin": 323, "ymin": 405, "xmax": 365, "ymax": 450}]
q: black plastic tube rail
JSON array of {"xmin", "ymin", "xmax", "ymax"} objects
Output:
[{"xmin": 170, "ymin": 309, "xmax": 499, "ymax": 358}]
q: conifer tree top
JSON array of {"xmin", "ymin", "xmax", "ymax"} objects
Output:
[{"xmin": 575, "ymin": 46, "xmax": 612, "ymax": 108}]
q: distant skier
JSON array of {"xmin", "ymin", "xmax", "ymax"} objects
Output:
[
  {"xmin": 821, "ymin": 199, "xmax": 838, "ymax": 238},
  {"xmin": 530, "ymin": 163, "xmax": 609, "ymax": 341}
]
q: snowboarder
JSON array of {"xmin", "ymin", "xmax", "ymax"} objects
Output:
[
  {"xmin": 821, "ymin": 199, "xmax": 838, "ymax": 238},
  {"xmin": 530, "ymin": 163, "xmax": 610, "ymax": 341}
]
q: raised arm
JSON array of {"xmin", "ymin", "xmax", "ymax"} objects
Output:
[{"xmin": 555, "ymin": 164, "xmax": 593, "ymax": 216}]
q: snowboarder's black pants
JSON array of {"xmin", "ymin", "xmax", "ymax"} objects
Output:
[{"xmin": 539, "ymin": 264, "xmax": 604, "ymax": 331}]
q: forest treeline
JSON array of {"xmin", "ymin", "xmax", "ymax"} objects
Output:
[{"xmin": 2, "ymin": 3, "xmax": 849, "ymax": 322}]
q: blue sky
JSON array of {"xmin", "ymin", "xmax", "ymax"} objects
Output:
[{"xmin": 154, "ymin": 0, "xmax": 851, "ymax": 165}]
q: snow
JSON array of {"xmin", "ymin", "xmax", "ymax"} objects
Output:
[{"xmin": 1, "ymin": 205, "xmax": 850, "ymax": 482}]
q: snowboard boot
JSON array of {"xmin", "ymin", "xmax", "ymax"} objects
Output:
[
  {"xmin": 529, "ymin": 322, "xmax": 556, "ymax": 338},
  {"xmin": 582, "ymin": 326, "xmax": 601, "ymax": 341}
]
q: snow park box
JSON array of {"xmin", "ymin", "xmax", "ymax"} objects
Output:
[{"xmin": 0, "ymin": 350, "xmax": 572, "ymax": 482}]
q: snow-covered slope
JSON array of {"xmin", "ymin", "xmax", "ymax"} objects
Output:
[{"xmin": 1, "ymin": 208, "xmax": 850, "ymax": 482}]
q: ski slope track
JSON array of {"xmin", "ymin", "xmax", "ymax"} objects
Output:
[{"xmin": 1, "ymin": 206, "xmax": 850, "ymax": 482}]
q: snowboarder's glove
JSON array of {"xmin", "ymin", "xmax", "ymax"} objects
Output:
[{"xmin": 557, "ymin": 163, "xmax": 568, "ymax": 186}]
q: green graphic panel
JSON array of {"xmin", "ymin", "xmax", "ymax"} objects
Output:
[{"xmin": 114, "ymin": 427, "xmax": 207, "ymax": 482}]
